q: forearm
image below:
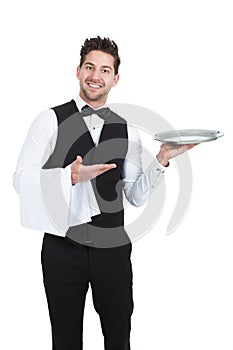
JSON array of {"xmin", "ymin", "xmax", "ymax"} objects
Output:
[{"xmin": 123, "ymin": 158, "xmax": 165, "ymax": 207}]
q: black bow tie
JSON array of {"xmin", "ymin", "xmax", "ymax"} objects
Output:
[{"xmin": 80, "ymin": 105, "xmax": 110, "ymax": 120}]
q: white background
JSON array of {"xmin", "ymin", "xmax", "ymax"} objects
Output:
[{"xmin": 1, "ymin": 0, "xmax": 233, "ymax": 349}]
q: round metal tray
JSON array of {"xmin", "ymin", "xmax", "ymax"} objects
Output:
[{"xmin": 154, "ymin": 129, "xmax": 224, "ymax": 144}]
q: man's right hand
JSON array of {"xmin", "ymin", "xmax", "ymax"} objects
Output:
[{"xmin": 71, "ymin": 155, "xmax": 117, "ymax": 185}]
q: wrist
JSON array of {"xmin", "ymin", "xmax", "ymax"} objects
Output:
[{"xmin": 156, "ymin": 154, "xmax": 169, "ymax": 167}]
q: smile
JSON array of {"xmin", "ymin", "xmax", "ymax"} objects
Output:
[{"xmin": 87, "ymin": 82, "xmax": 102, "ymax": 89}]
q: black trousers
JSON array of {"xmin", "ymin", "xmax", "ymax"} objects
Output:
[{"xmin": 41, "ymin": 232, "xmax": 134, "ymax": 350}]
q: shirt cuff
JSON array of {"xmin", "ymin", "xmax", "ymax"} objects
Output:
[{"xmin": 150, "ymin": 158, "xmax": 167, "ymax": 175}]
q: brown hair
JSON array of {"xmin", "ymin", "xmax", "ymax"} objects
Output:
[{"xmin": 80, "ymin": 36, "xmax": 121, "ymax": 74}]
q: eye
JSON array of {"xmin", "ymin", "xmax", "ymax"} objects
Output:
[
  {"xmin": 102, "ymin": 69, "xmax": 110, "ymax": 74},
  {"xmin": 86, "ymin": 65, "xmax": 94, "ymax": 70}
]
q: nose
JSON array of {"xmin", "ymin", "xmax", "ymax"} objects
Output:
[{"xmin": 89, "ymin": 69, "xmax": 102, "ymax": 81}]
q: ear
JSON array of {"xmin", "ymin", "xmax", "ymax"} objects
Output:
[
  {"xmin": 113, "ymin": 74, "xmax": 120, "ymax": 87},
  {"xmin": 76, "ymin": 66, "xmax": 81, "ymax": 79}
]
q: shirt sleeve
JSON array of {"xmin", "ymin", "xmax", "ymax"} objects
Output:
[
  {"xmin": 123, "ymin": 125, "xmax": 166, "ymax": 207},
  {"xmin": 13, "ymin": 109, "xmax": 100, "ymax": 236}
]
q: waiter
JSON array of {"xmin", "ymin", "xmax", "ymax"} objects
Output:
[{"xmin": 13, "ymin": 36, "xmax": 195, "ymax": 350}]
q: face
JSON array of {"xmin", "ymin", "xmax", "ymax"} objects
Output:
[{"xmin": 76, "ymin": 50, "xmax": 119, "ymax": 107}]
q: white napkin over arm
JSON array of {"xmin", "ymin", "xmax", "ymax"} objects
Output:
[{"xmin": 13, "ymin": 109, "xmax": 100, "ymax": 236}]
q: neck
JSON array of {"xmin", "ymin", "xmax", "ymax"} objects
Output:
[{"xmin": 79, "ymin": 92, "xmax": 107, "ymax": 109}]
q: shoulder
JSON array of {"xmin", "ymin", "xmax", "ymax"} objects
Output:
[
  {"xmin": 126, "ymin": 124, "xmax": 141, "ymax": 143},
  {"xmin": 32, "ymin": 108, "xmax": 56, "ymax": 127},
  {"xmin": 26, "ymin": 108, "xmax": 57, "ymax": 140},
  {"xmin": 51, "ymin": 99, "xmax": 77, "ymax": 112},
  {"xmin": 51, "ymin": 99, "xmax": 78, "ymax": 124}
]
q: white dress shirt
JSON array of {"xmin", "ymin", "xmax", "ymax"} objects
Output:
[{"xmin": 13, "ymin": 96, "xmax": 166, "ymax": 236}]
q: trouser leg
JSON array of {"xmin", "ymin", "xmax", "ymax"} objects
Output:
[
  {"xmin": 41, "ymin": 233, "xmax": 89, "ymax": 350},
  {"xmin": 89, "ymin": 243, "xmax": 134, "ymax": 350}
]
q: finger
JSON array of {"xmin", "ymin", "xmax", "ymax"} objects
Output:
[
  {"xmin": 104, "ymin": 163, "xmax": 117, "ymax": 169},
  {"xmin": 75, "ymin": 155, "xmax": 83, "ymax": 164},
  {"xmin": 98, "ymin": 164, "xmax": 117, "ymax": 172},
  {"xmin": 164, "ymin": 143, "xmax": 197, "ymax": 150},
  {"xmin": 183, "ymin": 143, "xmax": 199, "ymax": 150},
  {"xmin": 96, "ymin": 163, "xmax": 117, "ymax": 176}
]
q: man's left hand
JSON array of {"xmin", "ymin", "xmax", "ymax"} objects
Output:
[{"xmin": 156, "ymin": 143, "xmax": 198, "ymax": 167}]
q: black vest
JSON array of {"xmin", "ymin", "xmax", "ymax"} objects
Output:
[{"xmin": 43, "ymin": 99, "xmax": 128, "ymax": 231}]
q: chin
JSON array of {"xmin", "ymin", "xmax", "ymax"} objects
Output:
[{"xmin": 84, "ymin": 92, "xmax": 104, "ymax": 102}]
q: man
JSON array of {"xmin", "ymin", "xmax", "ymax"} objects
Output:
[{"xmin": 13, "ymin": 36, "xmax": 195, "ymax": 350}]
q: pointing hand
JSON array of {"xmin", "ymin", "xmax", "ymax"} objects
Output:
[{"xmin": 71, "ymin": 155, "xmax": 117, "ymax": 185}]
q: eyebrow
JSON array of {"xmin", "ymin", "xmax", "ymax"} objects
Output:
[{"xmin": 84, "ymin": 62, "xmax": 113, "ymax": 70}]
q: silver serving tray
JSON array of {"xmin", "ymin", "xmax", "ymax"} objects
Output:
[{"xmin": 154, "ymin": 129, "xmax": 224, "ymax": 144}]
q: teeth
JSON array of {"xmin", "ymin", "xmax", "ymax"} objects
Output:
[{"xmin": 89, "ymin": 83, "xmax": 101, "ymax": 89}]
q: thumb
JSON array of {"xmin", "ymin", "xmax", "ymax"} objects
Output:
[{"xmin": 76, "ymin": 155, "xmax": 83, "ymax": 164}]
